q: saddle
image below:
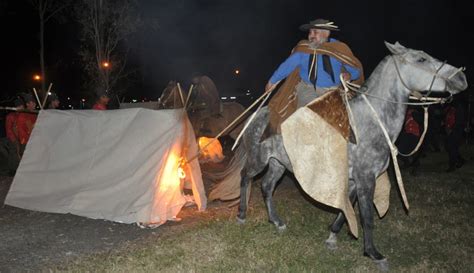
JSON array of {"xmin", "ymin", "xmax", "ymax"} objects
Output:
[
  {"xmin": 306, "ymin": 89, "xmax": 357, "ymax": 144},
  {"xmin": 263, "ymin": 89, "xmax": 357, "ymax": 144}
]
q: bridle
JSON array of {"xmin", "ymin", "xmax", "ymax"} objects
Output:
[
  {"xmin": 341, "ymin": 54, "xmax": 465, "ymax": 211},
  {"xmin": 391, "ymin": 54, "xmax": 465, "ymax": 98}
]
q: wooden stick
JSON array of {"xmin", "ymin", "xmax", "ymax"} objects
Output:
[
  {"xmin": 184, "ymin": 84, "xmax": 194, "ymax": 109},
  {"xmin": 41, "ymin": 83, "xmax": 53, "ymax": 108},
  {"xmin": 186, "ymin": 82, "xmax": 280, "ymax": 164},
  {"xmin": 176, "ymin": 83, "xmax": 186, "ymax": 108},
  {"xmin": 32, "ymin": 88, "xmax": 43, "ymax": 110}
]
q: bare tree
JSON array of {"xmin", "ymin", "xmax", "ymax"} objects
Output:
[
  {"xmin": 74, "ymin": 0, "xmax": 142, "ymax": 98},
  {"xmin": 30, "ymin": 0, "xmax": 70, "ymax": 97}
]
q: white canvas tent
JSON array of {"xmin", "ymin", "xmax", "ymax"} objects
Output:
[{"xmin": 5, "ymin": 108, "xmax": 206, "ymax": 226}]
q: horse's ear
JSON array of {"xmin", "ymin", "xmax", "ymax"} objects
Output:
[{"xmin": 385, "ymin": 41, "xmax": 408, "ymax": 55}]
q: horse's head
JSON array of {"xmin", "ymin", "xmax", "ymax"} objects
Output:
[{"xmin": 385, "ymin": 41, "xmax": 468, "ymax": 95}]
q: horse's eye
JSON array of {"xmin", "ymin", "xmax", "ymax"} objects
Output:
[{"xmin": 417, "ymin": 57, "xmax": 426, "ymax": 63}]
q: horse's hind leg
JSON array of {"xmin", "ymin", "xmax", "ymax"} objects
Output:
[
  {"xmin": 237, "ymin": 168, "xmax": 251, "ymax": 224},
  {"xmin": 325, "ymin": 180, "xmax": 357, "ymax": 250},
  {"xmin": 356, "ymin": 175, "xmax": 389, "ymax": 271},
  {"xmin": 261, "ymin": 158, "xmax": 286, "ymax": 230}
]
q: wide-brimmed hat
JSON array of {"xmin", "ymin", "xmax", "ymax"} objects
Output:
[{"xmin": 299, "ymin": 18, "xmax": 340, "ymax": 32}]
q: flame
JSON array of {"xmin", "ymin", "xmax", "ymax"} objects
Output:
[
  {"xmin": 198, "ymin": 137, "xmax": 224, "ymax": 163},
  {"xmin": 159, "ymin": 149, "xmax": 184, "ymax": 191}
]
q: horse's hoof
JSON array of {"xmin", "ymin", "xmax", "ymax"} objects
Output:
[
  {"xmin": 325, "ymin": 232, "xmax": 338, "ymax": 250},
  {"xmin": 374, "ymin": 258, "xmax": 389, "ymax": 272},
  {"xmin": 275, "ymin": 223, "xmax": 287, "ymax": 232},
  {"xmin": 325, "ymin": 239, "xmax": 337, "ymax": 250},
  {"xmin": 236, "ymin": 216, "xmax": 246, "ymax": 225}
]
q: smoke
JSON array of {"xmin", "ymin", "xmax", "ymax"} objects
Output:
[
  {"xmin": 130, "ymin": 0, "xmax": 297, "ymax": 98},
  {"xmin": 128, "ymin": 0, "xmax": 474, "ymax": 99}
]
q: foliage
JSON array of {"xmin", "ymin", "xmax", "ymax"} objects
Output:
[{"xmin": 74, "ymin": 0, "xmax": 142, "ymax": 98}]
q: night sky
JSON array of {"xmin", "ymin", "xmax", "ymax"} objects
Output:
[{"xmin": 1, "ymin": 0, "xmax": 473, "ymax": 102}]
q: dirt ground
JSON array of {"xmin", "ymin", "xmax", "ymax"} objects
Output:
[{"xmin": 1, "ymin": 143, "xmax": 472, "ymax": 271}]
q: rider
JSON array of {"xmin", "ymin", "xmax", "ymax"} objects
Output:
[{"xmin": 266, "ymin": 18, "xmax": 364, "ymax": 132}]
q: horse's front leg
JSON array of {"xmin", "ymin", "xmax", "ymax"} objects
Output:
[
  {"xmin": 325, "ymin": 179, "xmax": 357, "ymax": 250},
  {"xmin": 356, "ymin": 174, "xmax": 389, "ymax": 272},
  {"xmin": 261, "ymin": 158, "xmax": 286, "ymax": 231}
]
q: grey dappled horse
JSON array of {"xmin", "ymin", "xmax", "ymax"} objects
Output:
[{"xmin": 236, "ymin": 42, "xmax": 467, "ymax": 270}]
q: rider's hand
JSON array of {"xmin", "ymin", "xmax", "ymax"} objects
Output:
[
  {"xmin": 341, "ymin": 72, "xmax": 351, "ymax": 82},
  {"xmin": 265, "ymin": 81, "xmax": 276, "ymax": 92}
]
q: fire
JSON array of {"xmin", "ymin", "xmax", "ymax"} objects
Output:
[
  {"xmin": 198, "ymin": 137, "xmax": 224, "ymax": 163},
  {"xmin": 159, "ymin": 149, "xmax": 184, "ymax": 191}
]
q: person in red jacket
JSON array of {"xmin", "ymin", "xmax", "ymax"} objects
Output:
[
  {"xmin": 5, "ymin": 98, "xmax": 24, "ymax": 144},
  {"xmin": 17, "ymin": 93, "xmax": 38, "ymax": 157},
  {"xmin": 396, "ymin": 106, "xmax": 423, "ymax": 175},
  {"xmin": 3, "ymin": 97, "xmax": 24, "ymax": 173},
  {"xmin": 444, "ymin": 95, "xmax": 467, "ymax": 172},
  {"xmin": 92, "ymin": 89, "xmax": 110, "ymax": 110}
]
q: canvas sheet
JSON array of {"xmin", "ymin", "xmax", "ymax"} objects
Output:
[
  {"xmin": 281, "ymin": 106, "xmax": 358, "ymax": 237},
  {"xmin": 5, "ymin": 108, "xmax": 206, "ymax": 225}
]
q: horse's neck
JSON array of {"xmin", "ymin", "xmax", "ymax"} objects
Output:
[{"xmin": 361, "ymin": 56, "xmax": 410, "ymax": 139}]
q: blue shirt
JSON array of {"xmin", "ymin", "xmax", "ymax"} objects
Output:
[{"xmin": 269, "ymin": 39, "xmax": 360, "ymax": 88}]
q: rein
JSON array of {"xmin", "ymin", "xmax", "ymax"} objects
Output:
[{"xmin": 341, "ymin": 56, "xmax": 461, "ymax": 210}]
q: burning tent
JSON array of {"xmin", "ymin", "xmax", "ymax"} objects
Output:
[{"xmin": 5, "ymin": 108, "xmax": 206, "ymax": 226}]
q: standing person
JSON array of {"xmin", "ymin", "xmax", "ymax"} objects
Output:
[
  {"xmin": 3, "ymin": 97, "xmax": 24, "ymax": 174},
  {"xmin": 266, "ymin": 18, "xmax": 363, "ymax": 132},
  {"xmin": 46, "ymin": 92, "xmax": 60, "ymax": 109},
  {"xmin": 16, "ymin": 93, "xmax": 38, "ymax": 157},
  {"xmin": 444, "ymin": 95, "xmax": 467, "ymax": 172},
  {"xmin": 92, "ymin": 89, "xmax": 110, "ymax": 110},
  {"xmin": 396, "ymin": 106, "xmax": 423, "ymax": 175}
]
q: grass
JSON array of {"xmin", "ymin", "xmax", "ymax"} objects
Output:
[{"xmin": 55, "ymin": 149, "xmax": 474, "ymax": 272}]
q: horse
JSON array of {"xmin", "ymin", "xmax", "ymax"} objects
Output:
[{"xmin": 234, "ymin": 42, "xmax": 467, "ymax": 271}]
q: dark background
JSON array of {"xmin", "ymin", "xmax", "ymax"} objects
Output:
[{"xmin": 1, "ymin": 0, "xmax": 472, "ymax": 103}]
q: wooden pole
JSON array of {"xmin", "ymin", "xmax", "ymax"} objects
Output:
[
  {"xmin": 186, "ymin": 82, "xmax": 280, "ymax": 164},
  {"xmin": 184, "ymin": 84, "xmax": 194, "ymax": 109},
  {"xmin": 32, "ymin": 88, "xmax": 43, "ymax": 110},
  {"xmin": 41, "ymin": 83, "xmax": 53, "ymax": 109},
  {"xmin": 176, "ymin": 83, "xmax": 186, "ymax": 108}
]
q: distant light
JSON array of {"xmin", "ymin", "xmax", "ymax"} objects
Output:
[
  {"xmin": 68, "ymin": 104, "xmax": 72, "ymax": 108},
  {"xmin": 81, "ymin": 98, "xmax": 86, "ymax": 102},
  {"xmin": 230, "ymin": 96, "xmax": 236, "ymax": 99},
  {"xmin": 33, "ymin": 74, "xmax": 41, "ymax": 81},
  {"xmin": 132, "ymin": 99, "xmax": 137, "ymax": 103},
  {"xmin": 102, "ymin": 61, "xmax": 110, "ymax": 68},
  {"xmin": 67, "ymin": 97, "xmax": 71, "ymax": 100},
  {"xmin": 234, "ymin": 69, "xmax": 240, "ymax": 75},
  {"xmin": 48, "ymin": 92, "xmax": 52, "ymax": 95},
  {"xmin": 221, "ymin": 97, "xmax": 227, "ymax": 100}
]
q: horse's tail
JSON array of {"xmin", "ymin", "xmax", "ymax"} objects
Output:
[
  {"xmin": 207, "ymin": 107, "xmax": 269, "ymax": 205},
  {"xmin": 241, "ymin": 106, "xmax": 269, "ymax": 149}
]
